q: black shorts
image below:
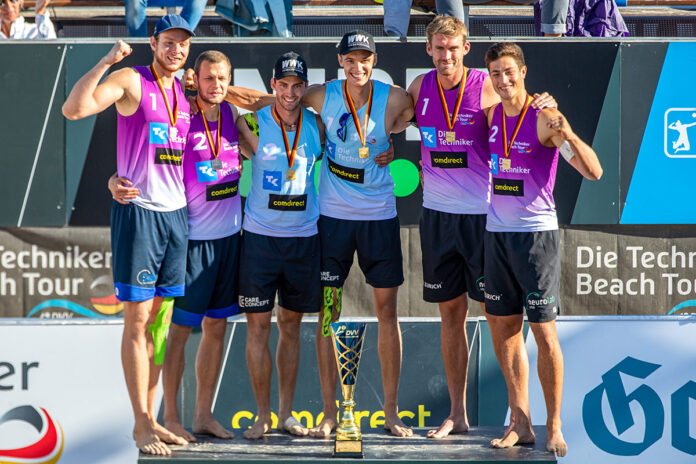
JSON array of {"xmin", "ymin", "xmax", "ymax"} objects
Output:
[
  {"xmin": 420, "ymin": 208, "xmax": 485, "ymax": 303},
  {"xmin": 238, "ymin": 231, "xmax": 321, "ymax": 314},
  {"xmin": 484, "ymin": 230, "xmax": 561, "ymax": 323},
  {"xmin": 319, "ymin": 215, "xmax": 404, "ymax": 289},
  {"xmin": 172, "ymin": 233, "xmax": 241, "ymax": 327}
]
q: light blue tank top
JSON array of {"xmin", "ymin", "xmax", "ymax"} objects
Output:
[
  {"xmin": 318, "ymin": 79, "xmax": 395, "ymax": 220},
  {"xmin": 242, "ymin": 105, "xmax": 322, "ymax": 237}
]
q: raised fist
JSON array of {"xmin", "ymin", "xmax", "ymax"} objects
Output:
[{"xmin": 103, "ymin": 40, "xmax": 133, "ymax": 66}]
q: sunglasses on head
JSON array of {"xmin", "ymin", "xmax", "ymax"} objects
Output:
[{"xmin": 336, "ymin": 112, "xmax": 350, "ymax": 142}]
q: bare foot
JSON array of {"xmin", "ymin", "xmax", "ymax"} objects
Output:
[
  {"xmin": 164, "ymin": 420, "xmax": 196, "ymax": 442},
  {"xmin": 152, "ymin": 422, "xmax": 189, "ymax": 446},
  {"xmin": 243, "ymin": 416, "xmax": 272, "ymax": 440},
  {"xmin": 546, "ymin": 429, "xmax": 567, "ymax": 457},
  {"xmin": 490, "ymin": 422, "xmax": 535, "ymax": 448},
  {"xmin": 427, "ymin": 416, "xmax": 469, "ymax": 439},
  {"xmin": 134, "ymin": 425, "xmax": 171, "ymax": 456},
  {"xmin": 280, "ymin": 416, "xmax": 309, "ymax": 437},
  {"xmin": 385, "ymin": 414, "xmax": 413, "ymax": 438},
  {"xmin": 309, "ymin": 416, "xmax": 337, "ymax": 438},
  {"xmin": 193, "ymin": 417, "xmax": 235, "ymax": 439}
]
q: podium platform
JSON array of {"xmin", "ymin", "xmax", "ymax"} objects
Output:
[{"xmin": 139, "ymin": 427, "xmax": 556, "ymax": 463}]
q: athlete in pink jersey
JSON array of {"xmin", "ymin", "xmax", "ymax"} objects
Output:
[
  {"xmin": 408, "ymin": 15, "xmax": 555, "ymax": 439},
  {"xmin": 484, "ymin": 42, "xmax": 602, "ymax": 457},
  {"xmin": 63, "ymin": 15, "xmax": 195, "ymax": 456}
]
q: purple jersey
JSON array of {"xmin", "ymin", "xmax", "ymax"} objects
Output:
[
  {"xmin": 116, "ymin": 66, "xmax": 190, "ymax": 212},
  {"xmin": 415, "ymin": 68, "xmax": 490, "ymax": 214},
  {"xmin": 183, "ymin": 103, "xmax": 242, "ymax": 240},
  {"xmin": 487, "ymin": 104, "xmax": 559, "ymax": 232}
]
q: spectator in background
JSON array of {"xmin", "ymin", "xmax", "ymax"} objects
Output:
[
  {"xmin": 384, "ymin": 0, "xmax": 465, "ymax": 38},
  {"xmin": 535, "ymin": 0, "xmax": 628, "ymax": 36},
  {"xmin": 125, "ymin": 0, "xmax": 206, "ymax": 36},
  {"xmin": 1, "ymin": 0, "xmax": 56, "ymax": 39},
  {"xmin": 538, "ymin": 0, "xmax": 569, "ymax": 37}
]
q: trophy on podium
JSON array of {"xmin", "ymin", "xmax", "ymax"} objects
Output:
[{"xmin": 329, "ymin": 321, "xmax": 367, "ymax": 458}]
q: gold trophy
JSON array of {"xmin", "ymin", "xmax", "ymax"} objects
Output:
[{"xmin": 329, "ymin": 321, "xmax": 367, "ymax": 458}]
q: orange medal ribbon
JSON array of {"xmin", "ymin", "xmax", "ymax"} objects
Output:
[
  {"xmin": 344, "ymin": 80, "xmax": 373, "ymax": 148},
  {"xmin": 436, "ymin": 68, "xmax": 468, "ymax": 131},
  {"xmin": 150, "ymin": 64, "xmax": 178, "ymax": 127},
  {"xmin": 502, "ymin": 95, "xmax": 532, "ymax": 158},
  {"xmin": 195, "ymin": 100, "xmax": 222, "ymax": 159},
  {"xmin": 272, "ymin": 105, "xmax": 303, "ymax": 170}
]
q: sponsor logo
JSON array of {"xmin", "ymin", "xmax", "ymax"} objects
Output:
[
  {"xmin": 168, "ymin": 127, "xmax": 186, "ymax": 144},
  {"xmin": 196, "ymin": 160, "xmax": 218, "ymax": 182},
  {"xmin": 420, "ymin": 127, "xmax": 437, "ymax": 148},
  {"xmin": 584, "ymin": 356, "xmax": 696, "ymax": 456},
  {"xmin": 206, "ymin": 179, "xmax": 239, "ymax": 201},
  {"xmin": 268, "ymin": 194, "xmax": 307, "ymax": 211},
  {"xmin": 456, "ymin": 113, "xmax": 476, "ymax": 125},
  {"xmin": 239, "ymin": 295, "xmax": 270, "ymax": 308},
  {"xmin": 525, "ymin": 291, "xmax": 556, "ymax": 312},
  {"xmin": 321, "ymin": 271, "xmax": 340, "ymax": 282},
  {"xmin": 136, "ymin": 269, "xmax": 156, "ymax": 286},
  {"xmin": 223, "ymin": 141, "xmax": 238, "ymax": 152},
  {"xmin": 177, "ymin": 110, "xmax": 190, "ymax": 122},
  {"xmin": 347, "ymin": 33, "xmax": 370, "ymax": 47},
  {"xmin": 282, "ymin": 58, "xmax": 304, "ymax": 73},
  {"xmin": 334, "ymin": 324, "xmax": 361, "ymax": 338},
  {"xmin": 491, "ymin": 154, "xmax": 499, "ymax": 175},
  {"xmin": 423, "ymin": 281, "xmax": 443, "ymax": 290},
  {"xmin": 476, "ymin": 276, "xmax": 485, "ymax": 292},
  {"xmin": 0, "ymin": 405, "xmax": 64, "ymax": 464},
  {"xmin": 327, "ymin": 158, "xmax": 364, "ymax": 183},
  {"xmin": 492, "ymin": 178, "xmax": 524, "ymax": 197},
  {"xmin": 511, "ymin": 140, "xmax": 531, "ymax": 153},
  {"xmin": 263, "ymin": 171, "xmax": 282, "ymax": 191},
  {"xmin": 430, "ymin": 151, "xmax": 467, "ymax": 169},
  {"xmin": 484, "ymin": 291, "xmax": 501, "ymax": 301},
  {"xmin": 149, "ymin": 122, "xmax": 169, "ymax": 144},
  {"xmin": 500, "ymin": 163, "xmax": 531, "ymax": 175},
  {"xmin": 664, "ymin": 108, "xmax": 696, "ymax": 157},
  {"xmin": 154, "ymin": 147, "xmax": 183, "ymax": 166},
  {"xmin": 262, "ymin": 143, "xmax": 281, "ymax": 160}
]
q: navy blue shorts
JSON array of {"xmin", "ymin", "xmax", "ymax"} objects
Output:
[
  {"xmin": 111, "ymin": 201, "xmax": 188, "ymax": 302},
  {"xmin": 238, "ymin": 231, "xmax": 321, "ymax": 314},
  {"xmin": 420, "ymin": 208, "xmax": 485, "ymax": 303},
  {"xmin": 484, "ymin": 230, "xmax": 561, "ymax": 323},
  {"xmin": 172, "ymin": 233, "xmax": 241, "ymax": 327},
  {"xmin": 319, "ymin": 215, "xmax": 404, "ymax": 289}
]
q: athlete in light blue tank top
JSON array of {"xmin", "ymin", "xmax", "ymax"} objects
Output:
[
  {"xmin": 318, "ymin": 79, "xmax": 394, "ymax": 220},
  {"xmin": 243, "ymin": 105, "xmax": 322, "ymax": 237}
]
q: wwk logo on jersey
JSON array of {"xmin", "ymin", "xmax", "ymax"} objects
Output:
[
  {"xmin": 664, "ymin": 108, "xmax": 696, "ymax": 157},
  {"xmin": 420, "ymin": 127, "xmax": 437, "ymax": 148},
  {"xmin": 196, "ymin": 160, "xmax": 218, "ymax": 182},
  {"xmin": 263, "ymin": 170, "xmax": 282, "ymax": 191},
  {"xmin": 149, "ymin": 122, "xmax": 169, "ymax": 144}
]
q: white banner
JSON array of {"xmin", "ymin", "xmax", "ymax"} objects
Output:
[
  {"xmin": 526, "ymin": 316, "xmax": 696, "ymax": 463},
  {"xmin": 0, "ymin": 321, "xmax": 155, "ymax": 464}
]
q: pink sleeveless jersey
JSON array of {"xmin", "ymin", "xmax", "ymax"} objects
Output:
[
  {"xmin": 116, "ymin": 66, "xmax": 190, "ymax": 211},
  {"xmin": 415, "ymin": 68, "xmax": 490, "ymax": 214},
  {"xmin": 183, "ymin": 103, "xmax": 242, "ymax": 240},
  {"xmin": 487, "ymin": 104, "xmax": 559, "ymax": 232}
]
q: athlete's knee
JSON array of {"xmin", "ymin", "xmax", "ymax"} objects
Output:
[
  {"xmin": 201, "ymin": 316, "xmax": 227, "ymax": 336},
  {"xmin": 246, "ymin": 313, "xmax": 271, "ymax": 339}
]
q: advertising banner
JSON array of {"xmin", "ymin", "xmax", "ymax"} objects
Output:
[
  {"xmin": 526, "ymin": 316, "xmax": 696, "ymax": 463},
  {"xmin": 0, "ymin": 228, "xmax": 118, "ymax": 319},
  {"xmin": 0, "ymin": 322, "xmax": 142, "ymax": 464}
]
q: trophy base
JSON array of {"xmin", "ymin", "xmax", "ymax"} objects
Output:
[{"xmin": 333, "ymin": 439, "xmax": 363, "ymax": 459}]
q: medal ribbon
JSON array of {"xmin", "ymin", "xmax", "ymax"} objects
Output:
[
  {"xmin": 195, "ymin": 100, "xmax": 222, "ymax": 159},
  {"xmin": 502, "ymin": 95, "xmax": 532, "ymax": 158},
  {"xmin": 150, "ymin": 64, "xmax": 178, "ymax": 127},
  {"xmin": 344, "ymin": 81, "xmax": 373, "ymax": 148},
  {"xmin": 273, "ymin": 105, "xmax": 303, "ymax": 169},
  {"xmin": 436, "ymin": 68, "xmax": 468, "ymax": 131}
]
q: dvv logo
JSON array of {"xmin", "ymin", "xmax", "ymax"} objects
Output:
[
  {"xmin": 664, "ymin": 108, "xmax": 696, "ymax": 157},
  {"xmin": 582, "ymin": 356, "xmax": 696, "ymax": 456},
  {"xmin": 0, "ymin": 405, "xmax": 64, "ymax": 464}
]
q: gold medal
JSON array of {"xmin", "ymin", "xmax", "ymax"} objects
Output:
[
  {"xmin": 151, "ymin": 65, "xmax": 179, "ymax": 127},
  {"xmin": 445, "ymin": 131, "xmax": 456, "ymax": 143},
  {"xmin": 286, "ymin": 169, "xmax": 297, "ymax": 181},
  {"xmin": 344, "ymin": 81, "xmax": 374, "ymax": 158},
  {"xmin": 359, "ymin": 147, "xmax": 370, "ymax": 158},
  {"xmin": 501, "ymin": 158, "xmax": 511, "ymax": 170},
  {"xmin": 272, "ymin": 105, "xmax": 303, "ymax": 175},
  {"xmin": 437, "ymin": 70, "xmax": 467, "ymax": 144},
  {"xmin": 502, "ymin": 95, "xmax": 532, "ymax": 159}
]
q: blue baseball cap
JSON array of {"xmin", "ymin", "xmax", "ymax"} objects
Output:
[{"xmin": 153, "ymin": 14, "xmax": 195, "ymax": 37}]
